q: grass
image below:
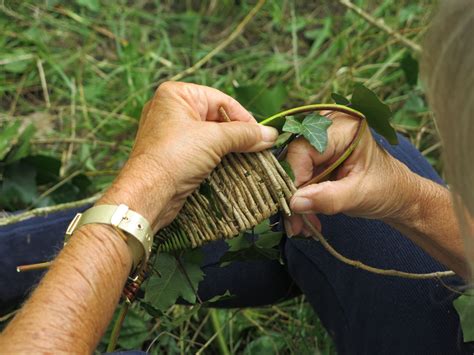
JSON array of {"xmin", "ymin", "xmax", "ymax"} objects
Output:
[{"xmin": 1, "ymin": 0, "xmax": 439, "ymax": 353}]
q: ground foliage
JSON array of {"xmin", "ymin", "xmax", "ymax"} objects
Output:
[{"xmin": 0, "ymin": 0, "xmax": 450, "ymax": 353}]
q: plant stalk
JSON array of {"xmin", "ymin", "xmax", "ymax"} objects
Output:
[
  {"xmin": 209, "ymin": 309, "xmax": 231, "ymax": 355},
  {"xmin": 106, "ymin": 301, "xmax": 130, "ymax": 352}
]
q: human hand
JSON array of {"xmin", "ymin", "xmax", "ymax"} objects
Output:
[
  {"xmin": 284, "ymin": 111, "xmax": 419, "ymax": 237},
  {"xmin": 101, "ymin": 82, "xmax": 278, "ymax": 231}
]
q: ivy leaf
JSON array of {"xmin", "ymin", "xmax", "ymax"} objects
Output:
[
  {"xmin": 145, "ymin": 250, "xmax": 204, "ymax": 311},
  {"xmin": 331, "ymin": 92, "xmax": 350, "ymax": 105},
  {"xmin": 226, "ymin": 233, "xmax": 251, "ymax": 251},
  {"xmin": 282, "ymin": 114, "xmax": 332, "ymax": 153},
  {"xmin": 300, "ymin": 114, "xmax": 332, "ymax": 153},
  {"xmin": 255, "ymin": 231, "xmax": 283, "ymax": 249},
  {"xmin": 454, "ymin": 293, "xmax": 474, "ymax": 342},
  {"xmin": 282, "ymin": 116, "xmax": 302, "ymax": 134},
  {"xmin": 351, "ymin": 84, "xmax": 398, "ymax": 145},
  {"xmin": 274, "ymin": 132, "xmax": 293, "ymax": 148}
]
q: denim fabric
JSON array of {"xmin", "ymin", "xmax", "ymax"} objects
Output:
[{"xmin": 0, "ymin": 133, "xmax": 469, "ymax": 354}]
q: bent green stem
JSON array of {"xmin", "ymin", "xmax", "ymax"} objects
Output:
[
  {"xmin": 107, "ymin": 301, "xmax": 130, "ymax": 352},
  {"xmin": 260, "ymin": 103, "xmax": 365, "ymax": 129}
]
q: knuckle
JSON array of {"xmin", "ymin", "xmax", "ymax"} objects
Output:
[{"xmin": 155, "ymin": 81, "xmax": 181, "ymax": 97}]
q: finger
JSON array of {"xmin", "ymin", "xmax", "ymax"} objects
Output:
[
  {"xmin": 202, "ymin": 87, "xmax": 256, "ymax": 123},
  {"xmin": 287, "ymin": 137, "xmax": 317, "ymax": 187},
  {"xmin": 157, "ymin": 82, "xmax": 257, "ymax": 123},
  {"xmin": 290, "ymin": 176, "xmax": 360, "ymax": 215},
  {"xmin": 300, "ymin": 214, "xmax": 322, "ymax": 237},
  {"xmin": 284, "ymin": 214, "xmax": 303, "ymax": 237},
  {"xmin": 211, "ymin": 121, "xmax": 278, "ymax": 155}
]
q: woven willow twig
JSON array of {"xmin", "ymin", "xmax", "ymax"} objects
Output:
[{"xmin": 157, "ymin": 150, "xmax": 296, "ymax": 252}]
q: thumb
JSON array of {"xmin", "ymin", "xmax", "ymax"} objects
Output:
[
  {"xmin": 290, "ymin": 177, "xmax": 359, "ymax": 215},
  {"xmin": 214, "ymin": 121, "xmax": 278, "ymax": 155}
]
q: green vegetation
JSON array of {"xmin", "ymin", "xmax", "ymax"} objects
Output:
[{"xmin": 1, "ymin": 0, "xmax": 439, "ymax": 353}]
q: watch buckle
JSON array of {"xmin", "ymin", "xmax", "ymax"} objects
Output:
[{"xmin": 65, "ymin": 213, "xmax": 83, "ymax": 238}]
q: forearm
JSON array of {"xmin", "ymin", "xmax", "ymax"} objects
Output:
[
  {"xmin": 0, "ymin": 224, "xmax": 131, "ymax": 353},
  {"xmin": 384, "ymin": 163, "xmax": 469, "ymax": 279},
  {"xmin": 0, "ymin": 157, "xmax": 173, "ymax": 352}
]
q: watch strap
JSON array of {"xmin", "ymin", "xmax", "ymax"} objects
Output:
[{"xmin": 65, "ymin": 204, "xmax": 153, "ymax": 271}]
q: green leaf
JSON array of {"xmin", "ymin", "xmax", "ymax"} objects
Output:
[
  {"xmin": 6, "ymin": 123, "xmax": 36, "ymax": 163},
  {"xmin": 243, "ymin": 333, "xmax": 286, "ymax": 354},
  {"xmin": 0, "ymin": 160, "xmax": 38, "ymax": 210},
  {"xmin": 300, "ymin": 114, "xmax": 332, "ymax": 153},
  {"xmin": 282, "ymin": 116, "xmax": 302, "ymax": 135},
  {"xmin": 282, "ymin": 114, "xmax": 332, "ymax": 153},
  {"xmin": 23, "ymin": 155, "xmax": 60, "ymax": 185},
  {"xmin": 139, "ymin": 301, "xmax": 164, "ymax": 318},
  {"xmin": 0, "ymin": 121, "xmax": 22, "ymax": 160},
  {"xmin": 255, "ymin": 231, "xmax": 283, "ymax": 249},
  {"xmin": 454, "ymin": 293, "xmax": 474, "ymax": 342},
  {"xmin": 351, "ymin": 84, "xmax": 398, "ymax": 145},
  {"xmin": 76, "ymin": 0, "xmax": 100, "ymax": 11},
  {"xmin": 101, "ymin": 306, "xmax": 151, "ymax": 350},
  {"xmin": 331, "ymin": 92, "xmax": 350, "ymax": 105},
  {"xmin": 205, "ymin": 290, "xmax": 234, "ymax": 304},
  {"xmin": 253, "ymin": 219, "xmax": 271, "ymax": 235},
  {"xmin": 145, "ymin": 250, "xmax": 204, "ymax": 311},
  {"xmin": 274, "ymin": 132, "xmax": 293, "ymax": 148},
  {"xmin": 226, "ymin": 233, "xmax": 251, "ymax": 251},
  {"xmin": 234, "ymin": 83, "xmax": 287, "ymax": 120},
  {"xmin": 400, "ymin": 53, "xmax": 419, "ymax": 86}
]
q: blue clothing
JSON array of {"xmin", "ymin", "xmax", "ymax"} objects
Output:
[{"xmin": 0, "ymin": 133, "xmax": 470, "ymax": 354}]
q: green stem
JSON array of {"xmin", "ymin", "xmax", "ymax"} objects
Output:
[
  {"xmin": 260, "ymin": 103, "xmax": 365, "ymax": 129},
  {"xmin": 209, "ymin": 309, "xmax": 230, "ymax": 355},
  {"xmin": 106, "ymin": 301, "xmax": 130, "ymax": 352}
]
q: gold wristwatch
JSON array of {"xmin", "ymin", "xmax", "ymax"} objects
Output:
[{"xmin": 64, "ymin": 204, "xmax": 153, "ymax": 279}]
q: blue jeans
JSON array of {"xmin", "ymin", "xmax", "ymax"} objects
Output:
[{"xmin": 0, "ymin": 133, "xmax": 469, "ymax": 354}]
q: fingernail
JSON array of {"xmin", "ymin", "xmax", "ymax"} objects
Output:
[
  {"xmin": 284, "ymin": 219, "xmax": 294, "ymax": 238},
  {"xmin": 260, "ymin": 125, "xmax": 279, "ymax": 143},
  {"xmin": 291, "ymin": 197, "xmax": 313, "ymax": 213}
]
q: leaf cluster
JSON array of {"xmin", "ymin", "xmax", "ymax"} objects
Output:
[{"xmin": 0, "ymin": 122, "xmax": 92, "ymax": 210}]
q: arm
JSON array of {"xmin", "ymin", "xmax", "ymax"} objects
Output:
[
  {"xmin": 284, "ymin": 112, "xmax": 471, "ymax": 279},
  {"xmin": 0, "ymin": 82, "xmax": 278, "ymax": 353},
  {"xmin": 382, "ymin": 165, "xmax": 469, "ymax": 279}
]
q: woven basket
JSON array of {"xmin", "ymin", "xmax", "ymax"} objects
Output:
[{"xmin": 156, "ymin": 149, "xmax": 296, "ymax": 251}]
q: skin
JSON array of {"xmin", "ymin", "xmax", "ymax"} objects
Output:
[
  {"xmin": 0, "ymin": 82, "xmax": 278, "ymax": 353},
  {"xmin": 284, "ymin": 111, "xmax": 470, "ymax": 279}
]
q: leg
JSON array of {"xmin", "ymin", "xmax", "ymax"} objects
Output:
[
  {"xmin": 0, "ymin": 208, "xmax": 299, "ymax": 314},
  {"xmin": 285, "ymin": 133, "xmax": 468, "ymax": 354},
  {"xmin": 196, "ymin": 240, "xmax": 300, "ymax": 308},
  {"xmin": 0, "ymin": 206, "xmax": 89, "ymax": 314}
]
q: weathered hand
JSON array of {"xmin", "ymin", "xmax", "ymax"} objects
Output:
[
  {"xmin": 284, "ymin": 111, "xmax": 417, "ymax": 237},
  {"xmin": 101, "ymin": 82, "xmax": 278, "ymax": 230}
]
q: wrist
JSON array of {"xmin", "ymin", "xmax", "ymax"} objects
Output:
[
  {"xmin": 381, "ymin": 160, "xmax": 434, "ymax": 228},
  {"xmin": 99, "ymin": 154, "xmax": 175, "ymax": 232}
]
